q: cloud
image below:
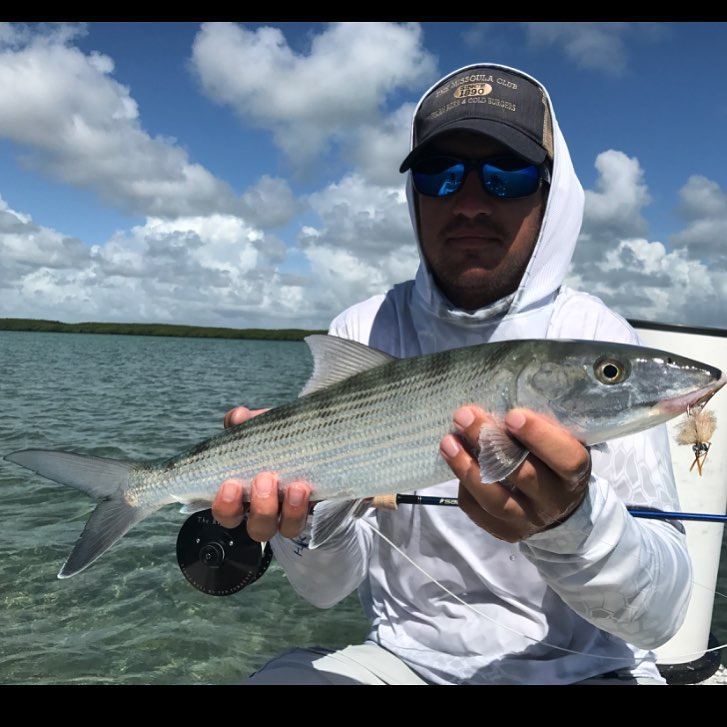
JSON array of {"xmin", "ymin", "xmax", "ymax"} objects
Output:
[
  {"xmin": 238, "ymin": 175, "xmax": 302, "ymax": 230},
  {"xmin": 190, "ymin": 22, "xmax": 437, "ymax": 170},
  {"xmin": 0, "ymin": 173, "xmax": 417, "ymax": 330},
  {"xmin": 0, "ymin": 194, "xmax": 98, "ymax": 316},
  {"xmin": 0, "ymin": 21, "xmax": 435, "ymax": 232},
  {"xmin": 0, "ymin": 195, "xmax": 89, "ymax": 282},
  {"xmin": 522, "ymin": 22, "xmax": 668, "ymax": 75},
  {"xmin": 577, "ymin": 149, "xmax": 651, "ymax": 253},
  {"xmin": 298, "ymin": 173, "xmax": 418, "ymax": 312},
  {"xmin": 461, "ymin": 23, "xmax": 495, "ymax": 49},
  {"xmin": 0, "ymin": 23, "xmax": 241, "ymax": 218},
  {"xmin": 0, "ymin": 192, "xmax": 307, "ymax": 326},
  {"xmin": 569, "ymin": 237, "xmax": 724, "ymax": 327},
  {"xmin": 6, "ymin": 22, "xmax": 722, "ymax": 334},
  {"xmin": 670, "ymin": 175, "xmax": 727, "ymax": 264},
  {"xmin": 0, "ymin": 22, "xmax": 433, "ymax": 330},
  {"xmin": 568, "ymin": 151, "xmax": 727, "ymax": 328},
  {"xmin": 349, "ymin": 103, "xmax": 418, "ymax": 187}
]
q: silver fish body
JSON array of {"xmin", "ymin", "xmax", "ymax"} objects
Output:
[{"xmin": 5, "ymin": 335, "xmax": 725, "ymax": 578}]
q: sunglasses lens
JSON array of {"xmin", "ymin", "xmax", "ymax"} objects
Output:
[
  {"xmin": 411, "ymin": 156, "xmax": 543, "ymax": 199},
  {"xmin": 412, "ymin": 158, "xmax": 465, "ymax": 197},
  {"xmin": 482, "ymin": 158, "xmax": 540, "ymax": 198}
]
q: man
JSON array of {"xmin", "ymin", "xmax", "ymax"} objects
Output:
[{"xmin": 213, "ymin": 63, "xmax": 692, "ymax": 684}]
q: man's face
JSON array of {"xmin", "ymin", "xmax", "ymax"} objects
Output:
[{"xmin": 415, "ymin": 131, "xmax": 548, "ymax": 311}]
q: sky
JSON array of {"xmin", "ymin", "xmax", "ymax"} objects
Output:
[{"xmin": 1, "ymin": 21, "xmax": 727, "ymax": 331}]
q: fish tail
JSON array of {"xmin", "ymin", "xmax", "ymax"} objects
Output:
[{"xmin": 4, "ymin": 449, "xmax": 151, "ymax": 578}]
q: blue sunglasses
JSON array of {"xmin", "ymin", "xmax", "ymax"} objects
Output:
[{"xmin": 411, "ymin": 155, "xmax": 550, "ymax": 199}]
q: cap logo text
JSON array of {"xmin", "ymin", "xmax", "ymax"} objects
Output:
[{"xmin": 453, "ymin": 83, "xmax": 493, "ymax": 99}]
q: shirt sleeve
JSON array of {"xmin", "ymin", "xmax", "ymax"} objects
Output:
[
  {"xmin": 269, "ymin": 514, "xmax": 374, "ymax": 609},
  {"xmin": 519, "ymin": 429, "xmax": 693, "ymax": 649}
]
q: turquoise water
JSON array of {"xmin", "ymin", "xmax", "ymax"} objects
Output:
[
  {"xmin": 0, "ymin": 331, "xmax": 368, "ymax": 684},
  {"xmin": 2, "ymin": 330, "xmax": 727, "ymax": 684}
]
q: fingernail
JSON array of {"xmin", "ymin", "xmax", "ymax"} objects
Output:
[
  {"xmin": 220, "ymin": 481, "xmax": 238, "ymax": 503},
  {"xmin": 454, "ymin": 407, "xmax": 475, "ymax": 430},
  {"xmin": 254, "ymin": 476, "xmax": 273, "ymax": 499},
  {"xmin": 287, "ymin": 484, "xmax": 305, "ymax": 507},
  {"xmin": 505, "ymin": 410, "xmax": 526, "ymax": 431},
  {"xmin": 440, "ymin": 435, "xmax": 461, "ymax": 459}
]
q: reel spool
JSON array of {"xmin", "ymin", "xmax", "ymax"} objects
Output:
[{"xmin": 176, "ymin": 509, "xmax": 272, "ymax": 596}]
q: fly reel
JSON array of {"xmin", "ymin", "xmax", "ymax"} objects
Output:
[{"xmin": 176, "ymin": 509, "xmax": 272, "ymax": 596}]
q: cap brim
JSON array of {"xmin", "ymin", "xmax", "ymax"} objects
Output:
[{"xmin": 399, "ymin": 119, "xmax": 548, "ymax": 172}]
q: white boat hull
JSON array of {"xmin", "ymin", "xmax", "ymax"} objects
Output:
[{"xmin": 632, "ymin": 321, "xmax": 727, "ymax": 684}]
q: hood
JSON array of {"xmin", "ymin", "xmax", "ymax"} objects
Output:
[{"xmin": 405, "ymin": 63, "xmax": 585, "ymax": 339}]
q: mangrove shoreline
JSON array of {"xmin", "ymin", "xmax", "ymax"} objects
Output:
[{"xmin": 0, "ymin": 318, "xmax": 325, "ymax": 342}]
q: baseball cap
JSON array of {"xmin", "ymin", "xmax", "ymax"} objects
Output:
[{"xmin": 399, "ymin": 64, "xmax": 554, "ymax": 172}]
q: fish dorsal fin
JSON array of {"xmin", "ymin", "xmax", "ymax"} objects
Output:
[{"xmin": 299, "ymin": 335, "xmax": 395, "ymax": 397}]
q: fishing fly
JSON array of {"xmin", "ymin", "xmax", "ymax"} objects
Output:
[{"xmin": 676, "ymin": 408, "xmax": 717, "ymax": 475}]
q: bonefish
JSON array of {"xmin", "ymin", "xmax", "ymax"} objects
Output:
[{"xmin": 4, "ymin": 335, "xmax": 725, "ymax": 579}]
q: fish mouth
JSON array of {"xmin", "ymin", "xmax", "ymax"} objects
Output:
[{"xmin": 656, "ymin": 373, "xmax": 727, "ymax": 417}]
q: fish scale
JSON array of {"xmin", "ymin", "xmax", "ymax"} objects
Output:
[{"xmin": 4, "ymin": 335, "xmax": 725, "ymax": 578}]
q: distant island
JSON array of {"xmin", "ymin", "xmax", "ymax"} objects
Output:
[{"xmin": 0, "ymin": 318, "xmax": 326, "ymax": 341}]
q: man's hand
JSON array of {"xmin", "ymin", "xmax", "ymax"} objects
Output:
[
  {"xmin": 212, "ymin": 406, "xmax": 312, "ymax": 541},
  {"xmin": 439, "ymin": 406, "xmax": 590, "ymax": 541}
]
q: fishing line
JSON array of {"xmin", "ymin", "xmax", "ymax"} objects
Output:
[
  {"xmin": 362, "ymin": 498, "xmax": 727, "ymax": 664},
  {"xmin": 362, "ymin": 518, "xmax": 618, "ymax": 659}
]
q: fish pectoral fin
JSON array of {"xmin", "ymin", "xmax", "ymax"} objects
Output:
[
  {"xmin": 477, "ymin": 420, "xmax": 529, "ymax": 484},
  {"xmin": 309, "ymin": 498, "xmax": 370, "ymax": 549}
]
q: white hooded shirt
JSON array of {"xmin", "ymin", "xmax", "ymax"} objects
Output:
[{"xmin": 270, "ymin": 64, "xmax": 692, "ymax": 684}]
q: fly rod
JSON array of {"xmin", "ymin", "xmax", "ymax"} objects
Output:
[{"xmin": 371, "ymin": 494, "xmax": 727, "ymax": 524}]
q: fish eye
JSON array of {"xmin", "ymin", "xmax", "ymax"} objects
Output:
[{"xmin": 594, "ymin": 357, "xmax": 630, "ymax": 385}]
